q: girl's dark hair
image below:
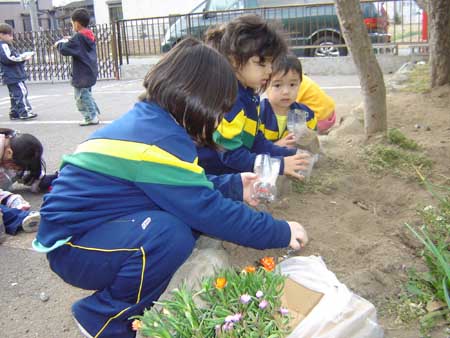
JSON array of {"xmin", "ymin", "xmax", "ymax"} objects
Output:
[
  {"xmin": 204, "ymin": 14, "xmax": 288, "ymax": 69},
  {"xmin": 272, "ymin": 54, "xmax": 303, "ymax": 82},
  {"xmin": 0, "ymin": 128, "xmax": 44, "ymax": 182},
  {"xmin": 140, "ymin": 37, "xmax": 237, "ymax": 147},
  {"xmin": 71, "ymin": 8, "xmax": 91, "ymax": 27}
]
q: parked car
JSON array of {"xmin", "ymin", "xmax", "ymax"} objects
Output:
[{"xmin": 161, "ymin": 0, "xmax": 390, "ymax": 57}]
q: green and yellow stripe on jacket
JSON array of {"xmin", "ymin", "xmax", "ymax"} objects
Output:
[
  {"xmin": 259, "ymin": 99, "xmax": 317, "ymax": 142},
  {"xmin": 213, "ymin": 83, "xmax": 260, "ymax": 151},
  {"xmin": 62, "ymin": 138, "xmax": 213, "ymax": 189}
]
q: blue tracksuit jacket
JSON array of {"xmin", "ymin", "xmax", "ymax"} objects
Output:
[
  {"xmin": 0, "ymin": 40, "xmax": 27, "ymax": 84},
  {"xmin": 259, "ymin": 99, "xmax": 317, "ymax": 142},
  {"xmin": 34, "ymin": 100, "xmax": 290, "ymax": 252},
  {"xmin": 198, "ymin": 82, "xmax": 296, "ymax": 175},
  {"xmin": 56, "ymin": 28, "xmax": 98, "ymax": 88}
]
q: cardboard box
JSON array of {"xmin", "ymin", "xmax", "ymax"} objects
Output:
[{"xmin": 280, "ymin": 278, "xmax": 324, "ymax": 327}]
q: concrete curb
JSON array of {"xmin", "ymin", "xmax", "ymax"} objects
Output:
[{"xmin": 120, "ymin": 54, "xmax": 428, "ymax": 80}]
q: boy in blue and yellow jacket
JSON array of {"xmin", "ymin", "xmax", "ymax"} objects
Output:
[
  {"xmin": 33, "ymin": 38, "xmax": 308, "ymax": 338},
  {"xmin": 0, "ymin": 23, "xmax": 37, "ymax": 120},
  {"xmin": 260, "ymin": 54, "xmax": 317, "ymax": 148},
  {"xmin": 55, "ymin": 9, "xmax": 100, "ymax": 126}
]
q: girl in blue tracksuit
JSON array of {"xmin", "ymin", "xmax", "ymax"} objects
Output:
[
  {"xmin": 33, "ymin": 38, "xmax": 308, "ymax": 338},
  {"xmin": 197, "ymin": 15, "xmax": 309, "ymax": 179}
]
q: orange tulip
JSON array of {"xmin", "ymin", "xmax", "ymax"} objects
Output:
[
  {"xmin": 244, "ymin": 265, "xmax": 256, "ymax": 273},
  {"xmin": 214, "ymin": 277, "xmax": 227, "ymax": 289},
  {"xmin": 131, "ymin": 319, "xmax": 142, "ymax": 331},
  {"xmin": 260, "ymin": 256, "xmax": 276, "ymax": 272}
]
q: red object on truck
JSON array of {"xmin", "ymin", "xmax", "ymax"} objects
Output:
[{"xmin": 422, "ymin": 11, "xmax": 428, "ymax": 41}]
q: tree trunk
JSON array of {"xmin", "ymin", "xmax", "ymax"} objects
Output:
[
  {"xmin": 334, "ymin": 0, "xmax": 387, "ymax": 137},
  {"xmin": 428, "ymin": 0, "xmax": 450, "ymax": 87},
  {"xmin": 415, "ymin": 0, "xmax": 429, "ymax": 12}
]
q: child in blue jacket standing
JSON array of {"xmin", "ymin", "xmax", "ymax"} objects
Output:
[
  {"xmin": 33, "ymin": 38, "xmax": 308, "ymax": 338},
  {"xmin": 55, "ymin": 9, "xmax": 100, "ymax": 126},
  {"xmin": 0, "ymin": 23, "xmax": 37, "ymax": 120},
  {"xmin": 197, "ymin": 15, "xmax": 309, "ymax": 180}
]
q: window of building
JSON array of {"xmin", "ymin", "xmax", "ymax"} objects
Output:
[
  {"xmin": 5, "ymin": 20, "xmax": 15, "ymax": 29},
  {"xmin": 107, "ymin": 0, "xmax": 123, "ymax": 23}
]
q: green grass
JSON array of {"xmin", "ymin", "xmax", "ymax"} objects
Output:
[
  {"xmin": 403, "ymin": 181, "xmax": 450, "ymax": 336},
  {"xmin": 387, "ymin": 128, "xmax": 419, "ymax": 150},
  {"xmin": 404, "ymin": 63, "xmax": 431, "ymax": 93},
  {"xmin": 365, "ymin": 143, "xmax": 432, "ymax": 177}
]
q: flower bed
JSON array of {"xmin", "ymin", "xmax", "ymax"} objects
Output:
[{"xmin": 132, "ymin": 257, "xmax": 293, "ymax": 337}]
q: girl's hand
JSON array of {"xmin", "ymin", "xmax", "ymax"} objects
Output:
[
  {"xmin": 287, "ymin": 221, "xmax": 308, "ymax": 250},
  {"xmin": 283, "ymin": 152, "xmax": 310, "ymax": 180},
  {"xmin": 275, "ymin": 133, "xmax": 296, "ymax": 148},
  {"xmin": 240, "ymin": 172, "xmax": 259, "ymax": 207}
]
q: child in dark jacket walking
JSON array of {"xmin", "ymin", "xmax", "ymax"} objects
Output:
[
  {"xmin": 0, "ymin": 23, "xmax": 37, "ymax": 120},
  {"xmin": 55, "ymin": 9, "xmax": 100, "ymax": 126}
]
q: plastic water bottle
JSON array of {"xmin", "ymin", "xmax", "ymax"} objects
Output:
[{"xmin": 287, "ymin": 109, "xmax": 309, "ymax": 139}]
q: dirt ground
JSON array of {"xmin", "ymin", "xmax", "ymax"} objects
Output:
[
  {"xmin": 1, "ymin": 82, "xmax": 449, "ymax": 338},
  {"xmin": 224, "ymin": 85, "xmax": 450, "ymax": 338}
]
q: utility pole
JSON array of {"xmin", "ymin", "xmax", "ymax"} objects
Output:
[{"xmin": 22, "ymin": 0, "xmax": 40, "ymax": 31}]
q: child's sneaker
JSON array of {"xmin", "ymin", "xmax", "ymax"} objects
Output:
[
  {"xmin": 0, "ymin": 211, "xmax": 6, "ymax": 244},
  {"xmin": 79, "ymin": 116, "xmax": 99, "ymax": 126},
  {"xmin": 19, "ymin": 112, "xmax": 38, "ymax": 120},
  {"xmin": 21, "ymin": 211, "xmax": 40, "ymax": 233}
]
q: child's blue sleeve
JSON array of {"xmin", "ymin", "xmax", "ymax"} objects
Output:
[
  {"xmin": 57, "ymin": 36, "xmax": 81, "ymax": 57},
  {"xmin": 0, "ymin": 44, "xmax": 25, "ymax": 65},
  {"xmin": 218, "ymin": 146, "xmax": 257, "ymax": 173},
  {"xmin": 135, "ymin": 181, "xmax": 291, "ymax": 250},
  {"xmin": 252, "ymin": 132, "xmax": 296, "ymax": 174},
  {"xmin": 207, "ymin": 173, "xmax": 243, "ymax": 201}
]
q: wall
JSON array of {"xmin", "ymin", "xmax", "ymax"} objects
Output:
[
  {"xmin": 0, "ymin": 0, "xmax": 54, "ymax": 32},
  {"xmin": 122, "ymin": 0, "xmax": 200, "ymax": 20}
]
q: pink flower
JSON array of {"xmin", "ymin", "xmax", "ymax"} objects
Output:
[
  {"xmin": 240, "ymin": 294, "xmax": 251, "ymax": 304},
  {"xmin": 279, "ymin": 307, "xmax": 289, "ymax": 316},
  {"xmin": 259, "ymin": 300, "xmax": 268, "ymax": 309},
  {"xmin": 222, "ymin": 322, "xmax": 234, "ymax": 331},
  {"xmin": 256, "ymin": 290, "xmax": 264, "ymax": 298},
  {"xmin": 225, "ymin": 313, "xmax": 242, "ymax": 323}
]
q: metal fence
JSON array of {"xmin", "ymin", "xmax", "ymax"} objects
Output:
[
  {"xmin": 4, "ymin": 0, "xmax": 428, "ymax": 82},
  {"xmin": 116, "ymin": 0, "xmax": 429, "ymax": 64},
  {"xmin": 9, "ymin": 24, "xmax": 117, "ymax": 82}
]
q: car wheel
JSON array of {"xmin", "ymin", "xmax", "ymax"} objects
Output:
[{"xmin": 311, "ymin": 36, "xmax": 347, "ymax": 57}]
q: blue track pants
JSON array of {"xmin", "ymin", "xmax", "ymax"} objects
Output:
[{"xmin": 47, "ymin": 210, "xmax": 197, "ymax": 337}]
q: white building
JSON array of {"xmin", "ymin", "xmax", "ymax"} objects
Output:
[
  {"xmin": 93, "ymin": 0, "xmax": 202, "ymax": 25},
  {"xmin": 53, "ymin": 0, "xmax": 202, "ymax": 24}
]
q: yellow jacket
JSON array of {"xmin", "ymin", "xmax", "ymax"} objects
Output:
[{"xmin": 296, "ymin": 75, "xmax": 335, "ymax": 121}]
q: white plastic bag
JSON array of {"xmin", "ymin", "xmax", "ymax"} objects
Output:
[{"xmin": 279, "ymin": 256, "xmax": 384, "ymax": 338}]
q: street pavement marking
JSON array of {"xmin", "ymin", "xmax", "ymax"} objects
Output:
[
  {"xmin": 321, "ymin": 86, "xmax": 360, "ymax": 89},
  {"xmin": 1, "ymin": 120, "xmax": 113, "ymax": 124}
]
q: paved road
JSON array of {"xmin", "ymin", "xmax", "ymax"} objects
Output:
[{"xmin": 0, "ymin": 76, "xmax": 363, "ymax": 338}]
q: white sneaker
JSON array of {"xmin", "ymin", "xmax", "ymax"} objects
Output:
[
  {"xmin": 21, "ymin": 211, "xmax": 40, "ymax": 233},
  {"xmin": 73, "ymin": 316, "xmax": 94, "ymax": 338},
  {"xmin": 79, "ymin": 116, "xmax": 99, "ymax": 126}
]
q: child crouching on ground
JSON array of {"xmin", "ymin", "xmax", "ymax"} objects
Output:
[
  {"xmin": 260, "ymin": 54, "xmax": 317, "ymax": 148},
  {"xmin": 197, "ymin": 15, "xmax": 309, "ymax": 180},
  {"xmin": 33, "ymin": 38, "xmax": 308, "ymax": 338},
  {"xmin": 0, "ymin": 128, "xmax": 49, "ymax": 242}
]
